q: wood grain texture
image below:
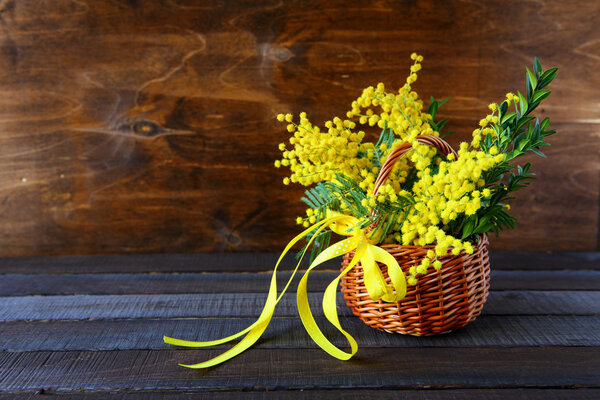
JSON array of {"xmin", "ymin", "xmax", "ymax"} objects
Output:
[
  {"xmin": 0, "ymin": 348, "xmax": 598, "ymax": 391},
  {"xmin": 1, "ymin": 389, "xmax": 599, "ymax": 399},
  {"xmin": 2, "ymin": 316, "xmax": 599, "ymax": 352},
  {"xmin": 0, "ymin": 269, "xmax": 598, "ymax": 296},
  {"xmin": 0, "ymin": 0, "xmax": 597, "ymax": 257},
  {"xmin": 0, "ymin": 291, "xmax": 598, "ymax": 322}
]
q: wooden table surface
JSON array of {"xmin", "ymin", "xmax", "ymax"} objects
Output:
[{"xmin": 0, "ymin": 252, "xmax": 598, "ymax": 399}]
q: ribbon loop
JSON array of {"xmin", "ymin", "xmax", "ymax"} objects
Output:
[{"xmin": 164, "ymin": 212, "xmax": 407, "ymax": 368}]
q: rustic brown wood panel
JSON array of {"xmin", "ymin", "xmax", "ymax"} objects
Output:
[{"xmin": 0, "ymin": 0, "xmax": 598, "ymax": 257}]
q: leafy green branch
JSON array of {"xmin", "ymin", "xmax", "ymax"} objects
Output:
[{"xmin": 459, "ymin": 58, "xmax": 557, "ymax": 240}]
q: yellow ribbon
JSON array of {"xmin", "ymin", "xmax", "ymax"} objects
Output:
[{"xmin": 164, "ymin": 212, "xmax": 406, "ymax": 368}]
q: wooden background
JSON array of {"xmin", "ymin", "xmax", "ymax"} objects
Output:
[{"xmin": 0, "ymin": 0, "xmax": 598, "ymax": 257}]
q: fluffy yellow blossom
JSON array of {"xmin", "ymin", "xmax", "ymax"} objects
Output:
[{"xmin": 273, "ymin": 52, "xmax": 534, "ymax": 286}]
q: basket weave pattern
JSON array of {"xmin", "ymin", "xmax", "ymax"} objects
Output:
[
  {"xmin": 340, "ymin": 134, "xmax": 490, "ymax": 336},
  {"xmin": 340, "ymin": 235, "xmax": 490, "ymax": 335}
]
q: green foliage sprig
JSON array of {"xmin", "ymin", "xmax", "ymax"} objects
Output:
[{"xmin": 457, "ymin": 58, "xmax": 557, "ymax": 239}]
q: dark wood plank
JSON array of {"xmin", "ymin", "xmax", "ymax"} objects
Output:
[
  {"xmin": 0, "ymin": 1, "xmax": 597, "ymax": 257},
  {"xmin": 489, "ymin": 252, "xmax": 600, "ymax": 271},
  {"xmin": 0, "ymin": 347, "xmax": 598, "ymax": 391},
  {"xmin": 1, "ymin": 316, "xmax": 598, "ymax": 352},
  {"xmin": 0, "ymin": 271, "xmax": 337, "ymax": 296},
  {"xmin": 0, "ymin": 252, "xmax": 597, "ymax": 275},
  {"xmin": 0, "ymin": 389, "xmax": 599, "ymax": 399},
  {"xmin": 0, "ymin": 291, "xmax": 597, "ymax": 322},
  {"xmin": 488, "ymin": 270, "xmax": 600, "ymax": 290},
  {"xmin": 0, "ymin": 253, "xmax": 340, "ymax": 274},
  {"xmin": 0, "ymin": 269, "xmax": 597, "ymax": 296}
]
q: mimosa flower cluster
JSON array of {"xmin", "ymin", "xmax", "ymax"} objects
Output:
[{"xmin": 275, "ymin": 54, "xmax": 556, "ymax": 285}]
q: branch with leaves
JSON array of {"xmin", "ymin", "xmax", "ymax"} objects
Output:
[{"xmin": 457, "ymin": 58, "xmax": 557, "ymax": 240}]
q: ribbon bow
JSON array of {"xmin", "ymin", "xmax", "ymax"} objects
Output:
[{"xmin": 164, "ymin": 212, "xmax": 406, "ymax": 368}]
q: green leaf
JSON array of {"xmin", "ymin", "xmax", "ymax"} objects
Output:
[
  {"xmin": 540, "ymin": 117, "xmax": 551, "ymax": 131},
  {"xmin": 461, "ymin": 215, "xmax": 478, "ymax": 240},
  {"xmin": 531, "ymin": 148, "xmax": 546, "ymax": 157},
  {"xmin": 438, "ymin": 97, "xmax": 451, "ymax": 107},
  {"xmin": 301, "ymin": 195, "xmax": 317, "ymax": 209},
  {"xmin": 526, "ymin": 67, "xmax": 537, "ymax": 91},
  {"xmin": 517, "ymin": 91, "xmax": 528, "ymax": 116},
  {"xmin": 501, "ymin": 112, "xmax": 516, "ymax": 126},
  {"xmin": 474, "ymin": 222, "xmax": 493, "ymax": 235},
  {"xmin": 516, "ymin": 116, "xmax": 535, "ymax": 131},
  {"xmin": 306, "ymin": 188, "xmax": 322, "ymax": 207},
  {"xmin": 485, "ymin": 130, "xmax": 493, "ymax": 148},
  {"xmin": 539, "ymin": 67, "xmax": 558, "ymax": 82},
  {"xmin": 428, "ymin": 101, "xmax": 439, "ymax": 119},
  {"xmin": 437, "ymin": 118, "xmax": 449, "ymax": 131},
  {"xmin": 538, "ymin": 68, "xmax": 558, "ymax": 89},
  {"xmin": 533, "ymin": 57, "xmax": 542, "ymax": 78},
  {"xmin": 531, "ymin": 90, "xmax": 551, "ymax": 104}
]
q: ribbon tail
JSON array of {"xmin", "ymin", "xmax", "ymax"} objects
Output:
[
  {"xmin": 163, "ymin": 324, "xmax": 253, "ymax": 348},
  {"xmin": 176, "ymin": 292, "xmax": 276, "ymax": 368},
  {"xmin": 297, "ymin": 237, "xmax": 363, "ymax": 360},
  {"xmin": 164, "ymin": 216, "xmax": 345, "ymax": 368},
  {"xmin": 368, "ymin": 245, "xmax": 407, "ymax": 302},
  {"xmin": 164, "ymin": 270, "xmax": 278, "ymax": 348}
]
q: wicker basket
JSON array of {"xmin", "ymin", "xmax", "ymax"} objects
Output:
[{"xmin": 339, "ymin": 134, "xmax": 491, "ymax": 336}]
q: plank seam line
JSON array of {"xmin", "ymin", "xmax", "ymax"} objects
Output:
[
  {"xmin": 0, "ymin": 267, "xmax": 599, "ymax": 276},
  {"xmin": 1, "ymin": 289, "xmax": 598, "ymax": 298},
  {"xmin": 3, "ymin": 343, "xmax": 600, "ymax": 354},
  {"xmin": 0, "ymin": 383, "xmax": 598, "ymax": 393},
  {"xmin": 1, "ymin": 312, "xmax": 599, "ymax": 323}
]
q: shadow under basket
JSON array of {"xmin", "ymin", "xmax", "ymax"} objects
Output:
[{"xmin": 340, "ymin": 235, "xmax": 490, "ymax": 336}]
